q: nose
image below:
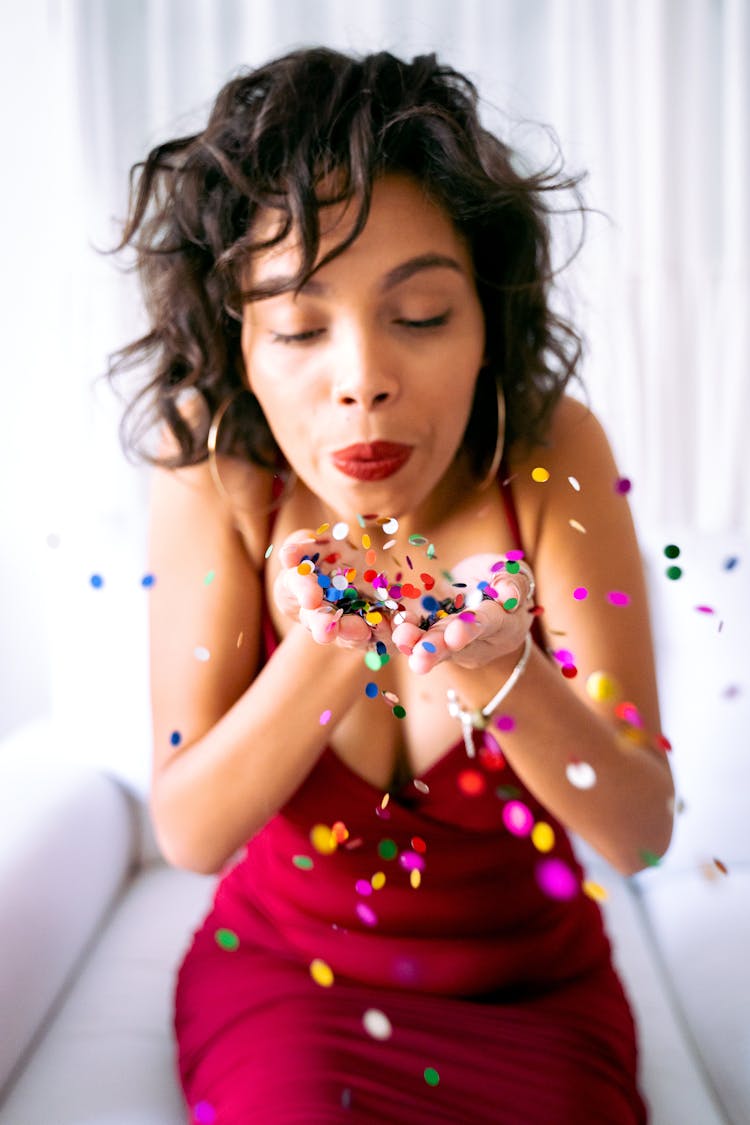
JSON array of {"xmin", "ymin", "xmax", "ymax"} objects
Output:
[{"xmin": 332, "ymin": 328, "xmax": 399, "ymax": 410}]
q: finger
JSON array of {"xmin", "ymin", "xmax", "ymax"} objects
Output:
[
  {"xmin": 278, "ymin": 530, "xmax": 329, "ymax": 569},
  {"xmin": 390, "ymin": 620, "xmax": 426, "ymax": 656},
  {"xmin": 284, "ymin": 568, "xmax": 325, "ymax": 611},
  {"xmin": 407, "ymin": 628, "xmax": 451, "ymax": 674}
]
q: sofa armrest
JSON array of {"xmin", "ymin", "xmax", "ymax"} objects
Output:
[{"xmin": 0, "ymin": 720, "xmax": 138, "ymax": 1094}]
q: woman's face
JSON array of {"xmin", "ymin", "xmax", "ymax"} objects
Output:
[{"xmin": 241, "ymin": 173, "xmax": 486, "ymax": 524}]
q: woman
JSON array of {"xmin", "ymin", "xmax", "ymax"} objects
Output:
[{"xmin": 112, "ymin": 47, "xmax": 673, "ymax": 1124}]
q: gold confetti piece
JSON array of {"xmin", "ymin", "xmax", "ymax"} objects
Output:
[
  {"xmin": 410, "ymin": 869, "xmax": 422, "ymax": 889},
  {"xmin": 371, "ymin": 871, "xmax": 386, "ymax": 890},
  {"xmin": 583, "ymin": 880, "xmax": 609, "ymax": 902},
  {"xmin": 713, "ymin": 858, "xmax": 729, "ymax": 875},
  {"xmin": 316, "ymin": 523, "xmax": 330, "ymax": 535},
  {"xmin": 380, "ymin": 792, "xmax": 391, "ymax": 810},
  {"xmin": 309, "ymin": 958, "xmax": 334, "ymax": 987},
  {"xmin": 569, "ymin": 519, "xmax": 587, "ymax": 534},
  {"xmin": 586, "ymin": 671, "xmax": 620, "ymax": 703},
  {"xmin": 309, "ymin": 824, "xmax": 338, "ymax": 855},
  {"xmin": 362, "ymin": 533, "xmax": 371, "ymax": 549},
  {"xmin": 531, "ymin": 466, "xmax": 550, "ymax": 483},
  {"xmin": 531, "ymin": 822, "xmax": 555, "ymax": 852}
]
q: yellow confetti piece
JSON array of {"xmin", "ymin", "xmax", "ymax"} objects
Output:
[
  {"xmin": 531, "ymin": 822, "xmax": 555, "ymax": 852},
  {"xmin": 531, "ymin": 466, "xmax": 550, "ymax": 483},
  {"xmin": 583, "ymin": 880, "xmax": 609, "ymax": 902},
  {"xmin": 362, "ymin": 533, "xmax": 371, "ymax": 549},
  {"xmin": 297, "ymin": 560, "xmax": 315, "ymax": 575},
  {"xmin": 381, "ymin": 793, "xmax": 390, "ymax": 811},
  {"xmin": 371, "ymin": 871, "xmax": 386, "ymax": 890},
  {"xmin": 331, "ymin": 821, "xmax": 349, "ymax": 844},
  {"xmin": 316, "ymin": 523, "xmax": 330, "ymax": 535},
  {"xmin": 410, "ymin": 869, "xmax": 421, "ymax": 889},
  {"xmin": 586, "ymin": 671, "xmax": 621, "ymax": 703},
  {"xmin": 309, "ymin": 824, "xmax": 338, "ymax": 855},
  {"xmin": 309, "ymin": 958, "xmax": 335, "ymax": 987},
  {"xmin": 568, "ymin": 519, "xmax": 587, "ymax": 534},
  {"xmin": 365, "ymin": 611, "xmax": 383, "ymax": 626}
]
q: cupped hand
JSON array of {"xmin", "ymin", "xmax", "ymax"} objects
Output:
[
  {"xmin": 391, "ymin": 552, "xmax": 535, "ymax": 674},
  {"xmin": 273, "ymin": 528, "xmax": 394, "ymax": 650}
]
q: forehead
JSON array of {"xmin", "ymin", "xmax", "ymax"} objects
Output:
[{"xmin": 246, "ymin": 173, "xmax": 473, "ymax": 285}]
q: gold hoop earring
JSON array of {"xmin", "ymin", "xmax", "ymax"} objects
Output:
[
  {"xmin": 207, "ymin": 391, "xmax": 296, "ymax": 510},
  {"xmin": 478, "ymin": 381, "xmax": 506, "ymax": 491}
]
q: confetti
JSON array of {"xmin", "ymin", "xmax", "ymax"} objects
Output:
[
  {"xmin": 356, "ymin": 903, "xmax": 378, "ymax": 926},
  {"xmin": 378, "ymin": 838, "xmax": 398, "ymax": 860},
  {"xmin": 424, "ymin": 1067, "xmax": 440, "ymax": 1087},
  {"xmin": 713, "ymin": 858, "xmax": 729, "ymax": 875},
  {"xmin": 573, "ymin": 586, "xmax": 588, "ymax": 600},
  {"xmin": 565, "ymin": 760, "xmax": 597, "ymax": 789},
  {"xmin": 531, "ymin": 822, "xmax": 555, "ymax": 852},
  {"xmin": 606, "ymin": 591, "xmax": 630, "ymax": 606},
  {"xmin": 214, "ymin": 928, "xmax": 239, "ymax": 951},
  {"xmin": 495, "ymin": 714, "xmax": 515, "ymax": 732},
  {"xmin": 204, "ymin": 569, "xmax": 216, "ymax": 585},
  {"xmin": 141, "ymin": 573, "xmax": 156, "ymax": 588},
  {"xmin": 169, "ymin": 731, "xmax": 182, "ymax": 746},
  {"xmin": 371, "ymin": 871, "xmax": 386, "ymax": 890},
  {"xmin": 535, "ymin": 857, "xmax": 579, "ymax": 900},
  {"xmin": 365, "ymin": 682, "xmax": 379, "ymax": 698},
  {"xmin": 502, "ymin": 800, "xmax": 534, "ymax": 836},
  {"xmin": 458, "ymin": 769, "xmax": 486, "ymax": 796},
  {"xmin": 614, "ymin": 477, "xmax": 632, "ymax": 494},
  {"xmin": 399, "ymin": 850, "xmax": 426, "ymax": 872},
  {"xmin": 561, "ymin": 663, "xmax": 578, "ymax": 678},
  {"xmin": 310, "ymin": 824, "xmax": 338, "ymax": 854},
  {"xmin": 410, "ymin": 869, "xmax": 422, "ymax": 888},
  {"xmin": 293, "ymin": 855, "xmax": 314, "ymax": 870},
  {"xmin": 319, "ymin": 709, "xmax": 332, "ymax": 725},
  {"xmin": 569, "ymin": 519, "xmax": 587, "ymax": 533},
  {"xmin": 666, "ymin": 566, "xmax": 682, "ymax": 580},
  {"xmin": 724, "ymin": 556, "xmax": 739, "ymax": 570},
  {"xmin": 89, "ymin": 574, "xmax": 104, "ymax": 588},
  {"xmin": 586, "ymin": 671, "xmax": 620, "ymax": 703},
  {"xmin": 192, "ymin": 1101, "xmax": 217, "ymax": 1124},
  {"xmin": 583, "ymin": 880, "xmax": 609, "ymax": 902},
  {"xmin": 363, "ymin": 1008, "xmax": 393, "ymax": 1040},
  {"xmin": 332, "ymin": 522, "xmax": 349, "ymax": 540},
  {"xmin": 568, "ymin": 475, "xmax": 581, "ymax": 491},
  {"xmin": 664, "ymin": 544, "xmax": 681, "ymax": 559},
  {"xmin": 382, "ymin": 518, "xmax": 399, "ymax": 534},
  {"xmin": 309, "ymin": 958, "xmax": 335, "ymax": 987},
  {"xmin": 393, "ymin": 705, "xmax": 407, "ymax": 719},
  {"xmin": 194, "ymin": 646, "xmax": 210, "ymax": 662},
  {"xmin": 264, "ymin": 543, "xmax": 274, "ymax": 559}
]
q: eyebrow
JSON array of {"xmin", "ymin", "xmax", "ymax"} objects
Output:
[{"xmin": 256, "ymin": 252, "xmax": 465, "ymax": 299}]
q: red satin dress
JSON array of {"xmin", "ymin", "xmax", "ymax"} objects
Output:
[{"xmin": 173, "ymin": 484, "xmax": 648, "ymax": 1124}]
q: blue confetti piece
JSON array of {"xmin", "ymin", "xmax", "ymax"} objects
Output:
[
  {"xmin": 325, "ymin": 587, "xmax": 343, "ymax": 602},
  {"xmin": 422, "ymin": 641, "xmax": 437, "ymax": 653},
  {"xmin": 169, "ymin": 731, "xmax": 182, "ymax": 746},
  {"xmin": 421, "ymin": 595, "xmax": 439, "ymax": 612},
  {"xmin": 375, "ymin": 641, "xmax": 388, "ymax": 655},
  {"xmin": 141, "ymin": 573, "xmax": 156, "ymax": 588},
  {"xmin": 365, "ymin": 682, "xmax": 379, "ymax": 698},
  {"xmin": 724, "ymin": 556, "xmax": 739, "ymax": 570},
  {"xmin": 90, "ymin": 574, "xmax": 104, "ymax": 588},
  {"xmin": 317, "ymin": 573, "xmax": 331, "ymax": 588},
  {"xmin": 477, "ymin": 580, "xmax": 489, "ymax": 591}
]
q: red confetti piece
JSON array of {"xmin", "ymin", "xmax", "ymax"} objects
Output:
[
  {"xmin": 420, "ymin": 573, "xmax": 436, "ymax": 590},
  {"xmin": 457, "ymin": 769, "xmax": 486, "ymax": 796},
  {"xmin": 561, "ymin": 664, "xmax": 578, "ymax": 678},
  {"xmin": 401, "ymin": 583, "xmax": 422, "ymax": 599}
]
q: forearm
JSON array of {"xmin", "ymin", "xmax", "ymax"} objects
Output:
[
  {"xmin": 444, "ymin": 646, "xmax": 674, "ymax": 875},
  {"xmin": 150, "ymin": 625, "xmax": 366, "ymax": 874}
]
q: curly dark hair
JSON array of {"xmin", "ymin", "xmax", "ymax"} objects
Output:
[{"xmin": 109, "ymin": 46, "xmax": 588, "ymax": 476}]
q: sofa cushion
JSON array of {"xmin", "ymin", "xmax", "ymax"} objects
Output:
[
  {"xmin": 0, "ymin": 864, "xmax": 215, "ymax": 1125},
  {"xmin": 0, "ymin": 723, "xmax": 137, "ymax": 1094}
]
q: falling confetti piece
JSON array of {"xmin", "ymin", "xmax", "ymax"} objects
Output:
[
  {"xmin": 502, "ymin": 800, "xmax": 534, "ymax": 836},
  {"xmin": 569, "ymin": 519, "xmax": 587, "ymax": 533},
  {"xmin": 713, "ymin": 858, "xmax": 729, "ymax": 875},
  {"xmin": 531, "ymin": 822, "xmax": 555, "ymax": 852},
  {"xmin": 371, "ymin": 871, "xmax": 386, "ymax": 890},
  {"xmin": 568, "ymin": 476, "xmax": 581, "ymax": 491},
  {"xmin": 214, "ymin": 928, "xmax": 239, "ymax": 951},
  {"xmin": 614, "ymin": 477, "xmax": 632, "ymax": 494},
  {"xmin": 194, "ymin": 646, "xmax": 210, "ymax": 662},
  {"xmin": 89, "ymin": 574, "xmax": 104, "ymax": 588},
  {"xmin": 356, "ymin": 902, "xmax": 378, "ymax": 926},
  {"xmin": 264, "ymin": 544, "xmax": 274, "ymax": 559},
  {"xmin": 310, "ymin": 958, "xmax": 335, "ymax": 987},
  {"xmin": 332, "ymin": 522, "xmax": 349, "ymax": 540},
  {"xmin": 695, "ymin": 605, "xmax": 715, "ymax": 615},
  {"xmin": 293, "ymin": 855, "xmax": 314, "ymax": 870},
  {"xmin": 583, "ymin": 880, "xmax": 609, "ymax": 902},
  {"xmin": 192, "ymin": 1101, "xmax": 217, "ymax": 1124},
  {"xmin": 310, "ymin": 824, "xmax": 338, "ymax": 854},
  {"xmin": 169, "ymin": 731, "xmax": 182, "ymax": 746},
  {"xmin": 424, "ymin": 1068, "xmax": 440, "ymax": 1087},
  {"xmin": 664, "ymin": 544, "xmax": 681, "ymax": 559},
  {"xmin": 607, "ymin": 591, "xmax": 630, "ymax": 606},
  {"xmin": 573, "ymin": 587, "xmax": 588, "ymax": 600},
  {"xmin": 531, "ymin": 466, "xmax": 550, "ymax": 483},
  {"xmin": 566, "ymin": 760, "xmax": 597, "ymax": 789},
  {"xmin": 561, "ymin": 663, "xmax": 578, "ymax": 678},
  {"xmin": 204, "ymin": 569, "xmax": 216, "ymax": 585},
  {"xmin": 495, "ymin": 714, "xmax": 515, "ymax": 732},
  {"xmin": 363, "ymin": 1009, "xmax": 393, "ymax": 1040},
  {"xmin": 378, "ymin": 838, "xmax": 398, "ymax": 860},
  {"xmin": 666, "ymin": 566, "xmax": 682, "ymax": 580},
  {"xmin": 536, "ymin": 857, "xmax": 579, "ymax": 899},
  {"xmin": 141, "ymin": 573, "xmax": 156, "ymax": 588},
  {"xmin": 586, "ymin": 671, "xmax": 620, "ymax": 703},
  {"xmin": 458, "ymin": 769, "xmax": 486, "ymax": 796}
]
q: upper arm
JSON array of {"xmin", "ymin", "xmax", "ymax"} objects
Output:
[
  {"xmin": 147, "ymin": 456, "xmax": 267, "ymax": 782},
  {"xmin": 511, "ymin": 397, "xmax": 665, "ymax": 754}
]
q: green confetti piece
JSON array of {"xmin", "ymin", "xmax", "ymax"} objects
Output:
[
  {"xmin": 292, "ymin": 855, "xmax": 314, "ymax": 870},
  {"xmin": 502, "ymin": 597, "xmax": 519, "ymax": 610},
  {"xmin": 377, "ymin": 838, "xmax": 398, "ymax": 860},
  {"xmin": 214, "ymin": 928, "xmax": 240, "ymax": 951},
  {"xmin": 424, "ymin": 1067, "xmax": 440, "ymax": 1087}
]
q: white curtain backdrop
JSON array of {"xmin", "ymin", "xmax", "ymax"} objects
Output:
[{"xmin": 1, "ymin": 0, "xmax": 747, "ymax": 782}]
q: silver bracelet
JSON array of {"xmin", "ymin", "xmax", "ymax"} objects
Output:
[{"xmin": 446, "ymin": 633, "xmax": 533, "ymax": 758}]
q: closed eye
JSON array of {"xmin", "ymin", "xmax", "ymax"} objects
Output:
[
  {"xmin": 396, "ymin": 312, "xmax": 451, "ymax": 329},
  {"xmin": 270, "ymin": 328, "xmax": 325, "ymax": 345}
]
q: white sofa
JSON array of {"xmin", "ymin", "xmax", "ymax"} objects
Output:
[{"xmin": 0, "ymin": 529, "xmax": 747, "ymax": 1124}]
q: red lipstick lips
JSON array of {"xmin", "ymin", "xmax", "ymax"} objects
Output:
[{"xmin": 331, "ymin": 441, "xmax": 413, "ymax": 482}]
